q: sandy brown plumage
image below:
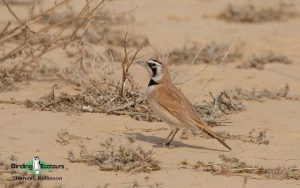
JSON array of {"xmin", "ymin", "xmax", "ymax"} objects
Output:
[
  {"xmin": 150, "ymin": 84, "xmax": 231, "ymax": 150},
  {"xmin": 138, "ymin": 59, "xmax": 231, "ymax": 150}
]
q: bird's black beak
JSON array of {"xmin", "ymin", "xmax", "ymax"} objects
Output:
[
  {"xmin": 136, "ymin": 61, "xmax": 147, "ymax": 67},
  {"xmin": 136, "ymin": 60, "xmax": 152, "ymax": 76}
]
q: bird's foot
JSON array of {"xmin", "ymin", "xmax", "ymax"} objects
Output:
[{"xmin": 155, "ymin": 142, "xmax": 171, "ymax": 148}]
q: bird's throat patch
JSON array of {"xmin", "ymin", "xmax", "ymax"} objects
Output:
[{"xmin": 148, "ymin": 79, "xmax": 158, "ymax": 86}]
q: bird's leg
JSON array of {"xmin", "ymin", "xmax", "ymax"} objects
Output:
[
  {"xmin": 163, "ymin": 129, "xmax": 175, "ymax": 144},
  {"xmin": 165, "ymin": 128, "xmax": 180, "ymax": 146}
]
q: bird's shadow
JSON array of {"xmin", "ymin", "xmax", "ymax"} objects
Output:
[{"xmin": 130, "ymin": 132, "xmax": 230, "ymax": 152}]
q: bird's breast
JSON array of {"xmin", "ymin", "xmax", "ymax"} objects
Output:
[{"xmin": 147, "ymin": 86, "xmax": 184, "ymax": 128}]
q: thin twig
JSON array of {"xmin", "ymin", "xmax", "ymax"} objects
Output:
[
  {"xmin": 119, "ymin": 31, "xmax": 144, "ymax": 96},
  {"xmin": 0, "ymin": 21, "xmax": 11, "ymax": 38},
  {"xmin": 1, "ymin": 0, "xmax": 24, "ymax": 24}
]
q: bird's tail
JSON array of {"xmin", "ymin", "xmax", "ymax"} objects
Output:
[{"xmin": 194, "ymin": 119, "xmax": 232, "ymax": 150}]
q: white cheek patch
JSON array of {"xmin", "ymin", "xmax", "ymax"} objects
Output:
[{"xmin": 152, "ymin": 66, "xmax": 162, "ymax": 82}]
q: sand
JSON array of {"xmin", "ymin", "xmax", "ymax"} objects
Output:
[{"xmin": 0, "ymin": 0, "xmax": 300, "ymax": 187}]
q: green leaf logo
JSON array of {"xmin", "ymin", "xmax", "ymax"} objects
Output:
[{"xmin": 24, "ymin": 160, "xmax": 51, "ymax": 175}]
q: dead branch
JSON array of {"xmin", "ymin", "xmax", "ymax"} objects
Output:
[
  {"xmin": 1, "ymin": 0, "xmax": 24, "ymax": 25},
  {"xmin": 119, "ymin": 32, "xmax": 144, "ymax": 96},
  {"xmin": 0, "ymin": 0, "xmax": 106, "ymax": 67},
  {"xmin": 0, "ymin": 21, "xmax": 11, "ymax": 38}
]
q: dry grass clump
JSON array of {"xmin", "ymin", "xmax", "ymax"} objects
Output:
[
  {"xmin": 180, "ymin": 85, "xmax": 297, "ymax": 129},
  {"xmin": 0, "ymin": 64, "xmax": 48, "ymax": 93},
  {"xmin": 56, "ymin": 128, "xmax": 91, "ymax": 145},
  {"xmin": 0, "ymin": 65, "xmax": 60, "ymax": 92},
  {"xmin": 218, "ymin": 3, "xmax": 297, "ymax": 23},
  {"xmin": 57, "ymin": 128, "xmax": 78, "ymax": 145},
  {"xmin": 180, "ymin": 128, "xmax": 270, "ymax": 145},
  {"xmin": 247, "ymin": 129, "xmax": 269, "ymax": 145},
  {"xmin": 0, "ymin": 68, "xmax": 28, "ymax": 92},
  {"xmin": 180, "ymin": 155, "xmax": 300, "ymax": 180},
  {"xmin": 238, "ymin": 51, "xmax": 292, "ymax": 70},
  {"xmin": 195, "ymin": 91, "xmax": 246, "ymax": 126},
  {"xmin": 25, "ymin": 84, "xmax": 295, "ymax": 125},
  {"xmin": 23, "ymin": 28, "xmax": 154, "ymax": 121},
  {"xmin": 68, "ymin": 138, "xmax": 161, "ymax": 173},
  {"xmin": 231, "ymin": 84, "xmax": 299, "ymax": 102},
  {"xmin": 25, "ymin": 82, "xmax": 160, "ymax": 122},
  {"xmin": 26, "ymin": 87, "xmax": 246, "ymax": 126},
  {"xmin": 168, "ymin": 41, "xmax": 242, "ymax": 64},
  {"xmin": 26, "ymin": 88, "xmax": 245, "ymax": 125}
]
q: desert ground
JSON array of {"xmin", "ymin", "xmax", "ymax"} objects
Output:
[{"xmin": 0, "ymin": 0, "xmax": 300, "ymax": 187}]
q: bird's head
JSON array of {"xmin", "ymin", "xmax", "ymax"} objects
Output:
[{"xmin": 137, "ymin": 59, "xmax": 170, "ymax": 85}]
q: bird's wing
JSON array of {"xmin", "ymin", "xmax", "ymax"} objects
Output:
[
  {"xmin": 152, "ymin": 84, "xmax": 231, "ymax": 150},
  {"xmin": 152, "ymin": 84, "xmax": 207, "ymax": 127}
]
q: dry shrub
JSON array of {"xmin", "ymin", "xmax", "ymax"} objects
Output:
[
  {"xmin": 119, "ymin": 32, "xmax": 145, "ymax": 96},
  {"xmin": 180, "ymin": 155, "xmax": 300, "ymax": 180},
  {"xmin": 56, "ymin": 128, "xmax": 90, "ymax": 145},
  {"xmin": 0, "ymin": 0, "xmax": 149, "ymax": 60},
  {"xmin": 238, "ymin": 51, "xmax": 292, "ymax": 70},
  {"xmin": 67, "ymin": 138, "xmax": 161, "ymax": 173},
  {"xmin": 0, "ymin": 68, "xmax": 24, "ymax": 92},
  {"xmin": 26, "ymin": 82, "xmax": 160, "ymax": 122},
  {"xmin": 23, "ymin": 29, "xmax": 154, "ymax": 121},
  {"xmin": 180, "ymin": 128, "xmax": 270, "ymax": 145},
  {"xmin": 57, "ymin": 129, "xmax": 78, "ymax": 145},
  {"xmin": 218, "ymin": 3, "xmax": 297, "ymax": 23},
  {"xmin": 0, "ymin": 66, "xmax": 32, "ymax": 92},
  {"xmin": 0, "ymin": 65, "xmax": 60, "ymax": 92},
  {"xmin": 26, "ymin": 88, "xmax": 246, "ymax": 126},
  {"xmin": 230, "ymin": 84, "xmax": 299, "ymax": 102},
  {"xmin": 168, "ymin": 41, "xmax": 242, "ymax": 64},
  {"xmin": 181, "ymin": 85, "xmax": 298, "ymax": 139},
  {"xmin": 0, "ymin": 0, "xmax": 150, "ymax": 90},
  {"xmin": 195, "ymin": 91, "xmax": 246, "ymax": 126},
  {"xmin": 0, "ymin": 0, "xmax": 107, "ymax": 64},
  {"xmin": 0, "ymin": 0, "xmax": 151, "ymax": 124},
  {"xmin": 0, "ymin": 0, "xmax": 107, "ymax": 93},
  {"xmin": 247, "ymin": 129, "xmax": 269, "ymax": 145},
  {"xmin": 25, "ymin": 84, "xmax": 296, "ymax": 125}
]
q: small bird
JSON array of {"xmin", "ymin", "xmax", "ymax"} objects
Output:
[{"xmin": 137, "ymin": 59, "xmax": 231, "ymax": 150}]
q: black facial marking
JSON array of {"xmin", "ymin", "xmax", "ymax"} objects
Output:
[
  {"xmin": 147, "ymin": 61, "xmax": 158, "ymax": 77},
  {"xmin": 150, "ymin": 59, "xmax": 160, "ymax": 63},
  {"xmin": 151, "ymin": 66, "xmax": 157, "ymax": 77},
  {"xmin": 148, "ymin": 79, "xmax": 158, "ymax": 86}
]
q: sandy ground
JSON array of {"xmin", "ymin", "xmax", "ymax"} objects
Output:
[{"xmin": 1, "ymin": 0, "xmax": 300, "ymax": 187}]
